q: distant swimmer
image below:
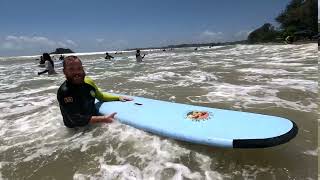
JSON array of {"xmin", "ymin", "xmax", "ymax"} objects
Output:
[
  {"xmin": 285, "ymin": 36, "xmax": 294, "ymax": 44},
  {"xmin": 38, "ymin": 53, "xmax": 57, "ymax": 75},
  {"xmin": 194, "ymin": 48, "xmax": 198, "ymax": 51},
  {"xmin": 135, "ymin": 49, "xmax": 145, "ymax": 62},
  {"xmin": 105, "ymin": 52, "xmax": 114, "ymax": 60},
  {"xmin": 39, "ymin": 56, "xmax": 45, "ymax": 67},
  {"xmin": 59, "ymin": 55, "xmax": 65, "ymax": 61}
]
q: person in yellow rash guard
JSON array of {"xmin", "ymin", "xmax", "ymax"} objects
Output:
[{"xmin": 57, "ymin": 55, "xmax": 133, "ymax": 128}]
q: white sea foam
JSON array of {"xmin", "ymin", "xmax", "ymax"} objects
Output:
[
  {"xmin": 269, "ymin": 78, "xmax": 317, "ymax": 93},
  {"xmin": 0, "ymin": 43, "xmax": 317, "ymax": 179},
  {"xmin": 238, "ymin": 68, "xmax": 291, "ymax": 75},
  {"xmin": 129, "ymin": 71, "xmax": 178, "ymax": 82}
]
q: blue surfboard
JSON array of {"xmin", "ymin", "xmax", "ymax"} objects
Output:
[{"xmin": 97, "ymin": 95, "xmax": 298, "ymax": 148}]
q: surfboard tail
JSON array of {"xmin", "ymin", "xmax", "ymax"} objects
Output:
[{"xmin": 232, "ymin": 120, "xmax": 298, "ymax": 148}]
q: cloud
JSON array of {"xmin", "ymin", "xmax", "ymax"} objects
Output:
[
  {"xmin": 198, "ymin": 30, "xmax": 224, "ymax": 42},
  {"xmin": 233, "ymin": 30, "xmax": 252, "ymax": 40},
  {"xmin": 2, "ymin": 41, "xmax": 15, "ymax": 49},
  {"xmin": 57, "ymin": 42, "xmax": 67, "ymax": 48},
  {"xmin": 201, "ymin": 30, "xmax": 223, "ymax": 37},
  {"xmin": 65, "ymin": 39, "xmax": 77, "ymax": 47},
  {"xmin": 0, "ymin": 35, "xmax": 78, "ymax": 54},
  {"xmin": 96, "ymin": 38, "xmax": 105, "ymax": 43},
  {"xmin": 3, "ymin": 35, "xmax": 57, "ymax": 49},
  {"xmin": 196, "ymin": 29, "xmax": 252, "ymax": 43}
]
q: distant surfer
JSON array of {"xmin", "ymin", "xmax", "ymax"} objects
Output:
[
  {"xmin": 38, "ymin": 53, "xmax": 57, "ymax": 75},
  {"xmin": 105, "ymin": 52, "xmax": 114, "ymax": 60},
  {"xmin": 57, "ymin": 55, "xmax": 133, "ymax": 128},
  {"xmin": 135, "ymin": 49, "xmax": 145, "ymax": 62}
]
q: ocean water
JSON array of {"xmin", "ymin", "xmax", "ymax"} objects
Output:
[{"xmin": 0, "ymin": 44, "xmax": 318, "ymax": 179}]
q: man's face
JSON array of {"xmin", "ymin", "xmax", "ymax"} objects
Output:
[{"xmin": 63, "ymin": 59, "xmax": 86, "ymax": 85}]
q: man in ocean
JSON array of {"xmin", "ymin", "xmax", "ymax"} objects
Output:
[
  {"xmin": 105, "ymin": 52, "xmax": 114, "ymax": 60},
  {"xmin": 135, "ymin": 49, "xmax": 145, "ymax": 62},
  {"xmin": 57, "ymin": 55, "xmax": 133, "ymax": 128},
  {"xmin": 59, "ymin": 55, "xmax": 64, "ymax": 61}
]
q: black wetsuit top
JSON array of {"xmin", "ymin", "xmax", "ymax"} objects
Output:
[{"xmin": 57, "ymin": 77, "xmax": 119, "ymax": 128}]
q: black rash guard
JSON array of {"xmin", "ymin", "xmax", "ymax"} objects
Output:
[{"xmin": 57, "ymin": 76, "xmax": 119, "ymax": 128}]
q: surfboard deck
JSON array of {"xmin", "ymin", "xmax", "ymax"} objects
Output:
[{"xmin": 97, "ymin": 95, "xmax": 298, "ymax": 148}]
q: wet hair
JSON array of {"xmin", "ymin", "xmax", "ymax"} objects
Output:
[
  {"xmin": 136, "ymin": 49, "xmax": 140, "ymax": 53},
  {"xmin": 63, "ymin": 55, "xmax": 82, "ymax": 69},
  {"xmin": 43, "ymin": 53, "xmax": 54, "ymax": 68},
  {"xmin": 42, "ymin": 53, "xmax": 51, "ymax": 60}
]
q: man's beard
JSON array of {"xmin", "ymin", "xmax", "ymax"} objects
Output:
[{"xmin": 66, "ymin": 73, "xmax": 85, "ymax": 85}]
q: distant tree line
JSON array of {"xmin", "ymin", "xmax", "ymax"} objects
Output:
[
  {"xmin": 165, "ymin": 40, "xmax": 247, "ymax": 48},
  {"xmin": 248, "ymin": 0, "xmax": 318, "ymax": 43},
  {"xmin": 125, "ymin": 40, "xmax": 248, "ymax": 51}
]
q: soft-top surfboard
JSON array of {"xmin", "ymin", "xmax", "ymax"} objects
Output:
[{"xmin": 97, "ymin": 95, "xmax": 298, "ymax": 148}]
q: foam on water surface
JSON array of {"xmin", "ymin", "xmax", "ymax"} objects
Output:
[{"xmin": 0, "ymin": 44, "xmax": 317, "ymax": 179}]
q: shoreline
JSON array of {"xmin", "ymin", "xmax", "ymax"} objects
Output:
[
  {"xmin": 127, "ymin": 39, "xmax": 318, "ymax": 51},
  {"xmin": 0, "ymin": 41, "xmax": 318, "ymax": 58}
]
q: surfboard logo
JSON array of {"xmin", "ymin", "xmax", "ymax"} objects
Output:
[{"xmin": 186, "ymin": 111, "xmax": 210, "ymax": 121}]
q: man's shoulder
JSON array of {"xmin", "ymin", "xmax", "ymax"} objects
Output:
[
  {"xmin": 57, "ymin": 81, "xmax": 69, "ymax": 102},
  {"xmin": 58, "ymin": 81, "xmax": 69, "ymax": 94},
  {"xmin": 84, "ymin": 76, "xmax": 97, "ymax": 89}
]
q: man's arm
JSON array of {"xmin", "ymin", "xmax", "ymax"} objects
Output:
[
  {"xmin": 59, "ymin": 104, "xmax": 115, "ymax": 128},
  {"xmin": 57, "ymin": 91, "xmax": 115, "ymax": 128},
  {"xmin": 90, "ymin": 113, "xmax": 116, "ymax": 123},
  {"xmin": 84, "ymin": 77, "xmax": 120, "ymax": 101},
  {"xmin": 59, "ymin": 104, "xmax": 91, "ymax": 128}
]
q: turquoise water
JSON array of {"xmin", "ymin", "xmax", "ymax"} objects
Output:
[{"xmin": 0, "ymin": 44, "xmax": 318, "ymax": 179}]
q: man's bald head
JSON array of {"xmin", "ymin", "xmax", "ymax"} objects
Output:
[
  {"xmin": 63, "ymin": 56, "xmax": 86, "ymax": 85},
  {"xmin": 63, "ymin": 56, "xmax": 82, "ymax": 69}
]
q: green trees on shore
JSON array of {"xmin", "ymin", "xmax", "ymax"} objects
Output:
[{"xmin": 248, "ymin": 0, "xmax": 317, "ymax": 43}]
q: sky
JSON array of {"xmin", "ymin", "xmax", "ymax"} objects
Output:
[
  {"xmin": 318, "ymin": 0, "xmax": 320, "ymax": 20},
  {"xmin": 0, "ymin": 0, "xmax": 296, "ymax": 56}
]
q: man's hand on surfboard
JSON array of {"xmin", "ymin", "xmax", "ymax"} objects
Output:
[
  {"xmin": 103, "ymin": 112, "xmax": 117, "ymax": 123},
  {"xmin": 119, "ymin": 96, "xmax": 133, "ymax": 102}
]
